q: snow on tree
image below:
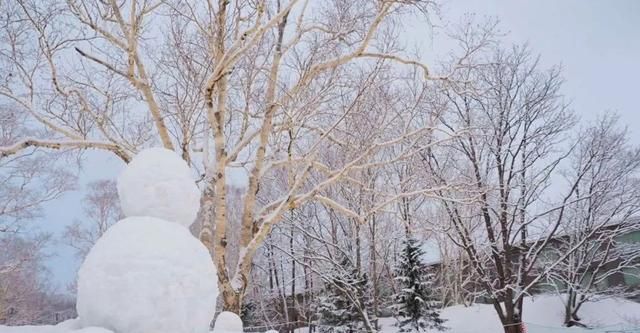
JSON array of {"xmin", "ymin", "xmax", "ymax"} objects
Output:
[
  {"xmin": 542, "ymin": 115, "xmax": 640, "ymax": 327},
  {"xmin": 392, "ymin": 237, "xmax": 444, "ymax": 332},
  {"xmin": 422, "ymin": 18, "xmax": 600, "ymax": 333},
  {"xmin": 0, "ymin": 105, "xmax": 74, "ymax": 325},
  {"xmin": 0, "ymin": 235, "xmax": 52, "ymax": 325},
  {"xmin": 316, "ymin": 257, "xmax": 373, "ymax": 333},
  {"xmin": 63, "ymin": 180, "xmax": 121, "ymax": 260},
  {"xmin": 0, "ymin": 0, "xmax": 461, "ymax": 312},
  {"xmin": 76, "ymin": 148, "xmax": 218, "ymax": 333}
]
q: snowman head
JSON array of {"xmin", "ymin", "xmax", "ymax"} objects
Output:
[{"xmin": 117, "ymin": 148, "xmax": 201, "ymax": 227}]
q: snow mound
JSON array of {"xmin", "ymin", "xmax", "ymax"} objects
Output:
[
  {"xmin": 212, "ymin": 312, "xmax": 243, "ymax": 333},
  {"xmin": 117, "ymin": 147, "xmax": 201, "ymax": 227},
  {"xmin": 76, "ymin": 217, "xmax": 218, "ymax": 333}
]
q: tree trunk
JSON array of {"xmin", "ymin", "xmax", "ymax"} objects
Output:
[
  {"xmin": 0, "ymin": 289, "xmax": 5, "ymax": 324},
  {"xmin": 563, "ymin": 290, "xmax": 586, "ymax": 327},
  {"xmin": 222, "ymin": 283, "xmax": 242, "ymax": 314},
  {"xmin": 502, "ymin": 322, "xmax": 521, "ymax": 333},
  {"xmin": 499, "ymin": 301, "xmax": 523, "ymax": 333},
  {"xmin": 369, "ymin": 213, "xmax": 379, "ymax": 330}
]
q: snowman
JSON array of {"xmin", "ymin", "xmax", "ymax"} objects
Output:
[
  {"xmin": 75, "ymin": 148, "xmax": 218, "ymax": 333},
  {"xmin": 211, "ymin": 312, "xmax": 243, "ymax": 333}
]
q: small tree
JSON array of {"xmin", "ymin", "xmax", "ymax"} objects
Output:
[
  {"xmin": 63, "ymin": 179, "xmax": 121, "ymax": 260},
  {"xmin": 393, "ymin": 237, "xmax": 444, "ymax": 332},
  {"xmin": 317, "ymin": 258, "xmax": 372, "ymax": 333},
  {"xmin": 544, "ymin": 114, "xmax": 640, "ymax": 327}
]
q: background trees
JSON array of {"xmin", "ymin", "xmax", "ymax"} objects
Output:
[
  {"xmin": 543, "ymin": 115, "xmax": 640, "ymax": 327},
  {"xmin": 0, "ymin": 105, "xmax": 74, "ymax": 325},
  {"xmin": 0, "ymin": 0, "xmax": 449, "ymax": 312},
  {"xmin": 64, "ymin": 180, "xmax": 121, "ymax": 260},
  {"xmin": 392, "ymin": 237, "xmax": 444, "ymax": 332},
  {"xmin": 0, "ymin": 1, "xmax": 638, "ymax": 332},
  {"xmin": 422, "ymin": 26, "xmax": 602, "ymax": 332}
]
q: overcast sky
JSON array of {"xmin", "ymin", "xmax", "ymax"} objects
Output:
[
  {"xmin": 427, "ymin": 0, "xmax": 640, "ymax": 139},
  {"xmin": 41, "ymin": 0, "xmax": 640, "ymax": 291}
]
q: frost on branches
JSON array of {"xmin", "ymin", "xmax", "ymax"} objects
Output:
[
  {"xmin": 315, "ymin": 257, "xmax": 374, "ymax": 333},
  {"xmin": 393, "ymin": 237, "xmax": 444, "ymax": 332}
]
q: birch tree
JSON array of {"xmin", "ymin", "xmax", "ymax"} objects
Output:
[{"xmin": 0, "ymin": 0, "xmax": 458, "ymax": 312}]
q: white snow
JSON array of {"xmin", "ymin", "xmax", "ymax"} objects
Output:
[
  {"xmin": 76, "ymin": 216, "xmax": 218, "ymax": 333},
  {"xmin": 0, "ymin": 327, "xmax": 112, "ymax": 333},
  {"xmin": 212, "ymin": 312, "xmax": 244, "ymax": 333},
  {"xmin": 70, "ymin": 328, "xmax": 114, "ymax": 333},
  {"xmin": 2, "ymin": 148, "xmax": 218, "ymax": 333},
  {"xmin": 419, "ymin": 240, "xmax": 441, "ymax": 265},
  {"xmin": 117, "ymin": 147, "xmax": 201, "ymax": 228},
  {"xmin": 0, "ymin": 319, "xmax": 110, "ymax": 333},
  {"xmin": 3, "ymin": 294, "xmax": 640, "ymax": 333},
  {"xmin": 373, "ymin": 294, "xmax": 640, "ymax": 333}
]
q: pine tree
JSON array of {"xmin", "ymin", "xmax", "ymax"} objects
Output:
[
  {"xmin": 316, "ymin": 258, "xmax": 372, "ymax": 333},
  {"xmin": 393, "ymin": 237, "xmax": 444, "ymax": 332}
]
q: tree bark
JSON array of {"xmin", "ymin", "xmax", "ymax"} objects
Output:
[{"xmin": 221, "ymin": 283, "xmax": 242, "ymax": 314}]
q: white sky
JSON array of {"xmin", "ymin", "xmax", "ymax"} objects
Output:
[{"xmin": 40, "ymin": 0, "xmax": 640, "ymax": 291}]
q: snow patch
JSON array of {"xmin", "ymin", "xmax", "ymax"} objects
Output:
[{"xmin": 376, "ymin": 294, "xmax": 640, "ymax": 333}]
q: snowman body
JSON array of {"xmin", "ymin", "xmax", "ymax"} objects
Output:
[{"xmin": 76, "ymin": 148, "xmax": 218, "ymax": 333}]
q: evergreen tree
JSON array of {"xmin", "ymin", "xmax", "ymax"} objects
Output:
[
  {"xmin": 393, "ymin": 237, "xmax": 444, "ymax": 332},
  {"xmin": 316, "ymin": 258, "xmax": 372, "ymax": 333}
]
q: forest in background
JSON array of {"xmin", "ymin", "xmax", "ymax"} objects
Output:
[{"xmin": 1, "ymin": 1, "xmax": 639, "ymax": 333}]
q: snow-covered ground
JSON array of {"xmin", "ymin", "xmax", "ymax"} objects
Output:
[
  {"xmin": 293, "ymin": 294, "xmax": 640, "ymax": 333},
  {"xmin": 2, "ymin": 294, "xmax": 640, "ymax": 333},
  {"xmin": 374, "ymin": 294, "xmax": 640, "ymax": 333},
  {"xmin": 2, "ymin": 149, "xmax": 638, "ymax": 333}
]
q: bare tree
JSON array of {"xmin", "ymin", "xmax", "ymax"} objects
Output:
[
  {"xmin": 63, "ymin": 179, "xmax": 121, "ymax": 260},
  {"xmin": 0, "ymin": 106, "xmax": 74, "ymax": 234},
  {"xmin": 0, "ymin": 234, "xmax": 51, "ymax": 325},
  {"xmin": 423, "ymin": 19, "xmax": 602, "ymax": 332},
  {"xmin": 543, "ymin": 114, "xmax": 640, "ymax": 327},
  {"xmin": 0, "ymin": 0, "xmax": 465, "ymax": 312},
  {"xmin": 0, "ymin": 103, "xmax": 73, "ymax": 322}
]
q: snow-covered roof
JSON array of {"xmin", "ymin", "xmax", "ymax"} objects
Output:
[{"xmin": 420, "ymin": 240, "xmax": 442, "ymax": 266}]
